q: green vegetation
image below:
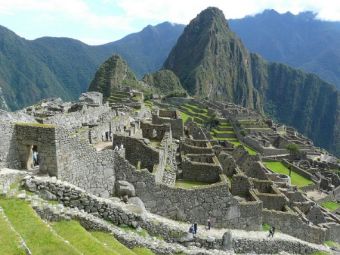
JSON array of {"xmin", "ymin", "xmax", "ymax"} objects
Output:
[
  {"xmin": 88, "ymin": 55, "xmax": 142, "ymax": 99},
  {"xmin": 243, "ymin": 144, "xmax": 257, "ymax": 155},
  {"xmin": 175, "ymin": 180, "xmax": 210, "ymax": 189},
  {"xmin": 132, "ymin": 247, "xmax": 155, "ymax": 255},
  {"xmin": 119, "ymin": 224, "xmax": 149, "ymax": 238},
  {"xmin": 91, "ymin": 231, "xmax": 137, "ymax": 255},
  {"xmin": 52, "ymin": 220, "xmax": 117, "ymax": 255},
  {"xmin": 321, "ymin": 201, "xmax": 340, "ymax": 212},
  {"xmin": 324, "ymin": 240, "xmax": 340, "ymax": 249},
  {"xmin": 263, "ymin": 161, "xmax": 313, "ymax": 187},
  {"xmin": 180, "ymin": 111, "xmax": 190, "ymax": 124},
  {"xmin": 0, "ymin": 198, "xmax": 79, "ymax": 255},
  {"xmin": 0, "ymin": 211, "xmax": 26, "ymax": 255},
  {"xmin": 142, "ymin": 69, "xmax": 186, "ymax": 96},
  {"xmin": 286, "ymin": 143, "xmax": 301, "ymax": 159},
  {"xmin": 15, "ymin": 122, "xmax": 55, "ymax": 128},
  {"xmin": 262, "ymin": 223, "xmax": 271, "ymax": 231}
]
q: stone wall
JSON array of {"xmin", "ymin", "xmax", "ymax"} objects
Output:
[
  {"xmin": 262, "ymin": 209, "xmax": 327, "ymax": 244},
  {"xmin": 140, "ymin": 121, "xmax": 170, "ymax": 141},
  {"xmin": 44, "ymin": 104, "xmax": 112, "ymax": 130},
  {"xmin": 113, "ymin": 134, "xmax": 159, "ymax": 172},
  {"xmin": 152, "ymin": 113, "xmax": 183, "ymax": 139},
  {"xmin": 114, "ymin": 154, "xmax": 261, "ymax": 230},
  {"xmin": 15, "ymin": 124, "xmax": 58, "ymax": 176},
  {"xmin": 0, "ymin": 122, "xmax": 19, "ymax": 169},
  {"xmin": 55, "ymin": 127, "xmax": 115, "ymax": 197},
  {"xmin": 181, "ymin": 157, "xmax": 222, "ymax": 183}
]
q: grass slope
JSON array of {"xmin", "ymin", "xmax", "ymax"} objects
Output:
[
  {"xmin": 0, "ymin": 198, "xmax": 79, "ymax": 255},
  {"xmin": 321, "ymin": 201, "xmax": 340, "ymax": 212},
  {"xmin": 0, "ymin": 209, "xmax": 26, "ymax": 255},
  {"xmin": 52, "ymin": 220, "xmax": 118, "ymax": 255}
]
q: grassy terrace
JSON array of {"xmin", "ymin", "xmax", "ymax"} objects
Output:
[
  {"xmin": 321, "ymin": 201, "xmax": 340, "ymax": 212},
  {"xmin": 0, "ymin": 209, "xmax": 26, "ymax": 255},
  {"xmin": 0, "ymin": 197, "xmax": 155, "ymax": 255},
  {"xmin": 52, "ymin": 220, "xmax": 117, "ymax": 255},
  {"xmin": 0, "ymin": 198, "xmax": 79, "ymax": 255},
  {"xmin": 263, "ymin": 161, "xmax": 313, "ymax": 188},
  {"xmin": 175, "ymin": 180, "xmax": 210, "ymax": 189}
]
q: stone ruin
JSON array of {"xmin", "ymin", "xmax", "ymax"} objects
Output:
[{"xmin": 0, "ymin": 89, "xmax": 339, "ymax": 254}]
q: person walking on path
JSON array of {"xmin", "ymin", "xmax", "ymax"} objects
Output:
[
  {"xmin": 207, "ymin": 218, "xmax": 211, "ymax": 230},
  {"xmin": 193, "ymin": 222, "xmax": 198, "ymax": 236},
  {"xmin": 268, "ymin": 226, "xmax": 275, "ymax": 238}
]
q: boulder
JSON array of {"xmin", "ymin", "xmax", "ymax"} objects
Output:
[
  {"xmin": 128, "ymin": 197, "xmax": 146, "ymax": 213},
  {"xmin": 115, "ymin": 180, "xmax": 136, "ymax": 197}
]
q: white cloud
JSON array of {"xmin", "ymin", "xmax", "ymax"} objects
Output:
[
  {"xmin": 116, "ymin": 0, "xmax": 340, "ymax": 23},
  {"xmin": 0, "ymin": 0, "xmax": 340, "ymax": 44}
]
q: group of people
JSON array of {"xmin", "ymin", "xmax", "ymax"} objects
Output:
[
  {"xmin": 102, "ymin": 131, "xmax": 113, "ymax": 142},
  {"xmin": 188, "ymin": 219, "xmax": 212, "ymax": 237}
]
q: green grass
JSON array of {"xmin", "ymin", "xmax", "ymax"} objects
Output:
[
  {"xmin": 311, "ymin": 252, "xmax": 331, "ymax": 255},
  {"xmin": 211, "ymin": 129, "xmax": 235, "ymax": 134},
  {"xmin": 132, "ymin": 247, "xmax": 155, "ymax": 255},
  {"xmin": 175, "ymin": 180, "xmax": 210, "ymax": 189},
  {"xmin": 120, "ymin": 224, "xmax": 149, "ymax": 238},
  {"xmin": 0, "ymin": 198, "xmax": 79, "ymax": 255},
  {"xmin": 91, "ymin": 231, "xmax": 137, "ymax": 255},
  {"xmin": 0, "ymin": 211, "xmax": 26, "ymax": 255},
  {"xmin": 263, "ymin": 161, "xmax": 313, "ymax": 187},
  {"xmin": 262, "ymin": 223, "xmax": 271, "ymax": 231},
  {"xmin": 324, "ymin": 240, "xmax": 340, "ymax": 249},
  {"xmin": 243, "ymin": 144, "xmax": 257, "ymax": 155},
  {"xmin": 180, "ymin": 111, "xmax": 190, "ymax": 124},
  {"xmin": 321, "ymin": 201, "xmax": 340, "ymax": 211},
  {"xmin": 52, "ymin": 220, "xmax": 118, "ymax": 255}
]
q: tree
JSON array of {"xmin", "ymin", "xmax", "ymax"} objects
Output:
[{"xmin": 286, "ymin": 143, "xmax": 300, "ymax": 159}]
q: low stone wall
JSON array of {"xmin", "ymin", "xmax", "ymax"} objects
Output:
[
  {"xmin": 262, "ymin": 209, "xmax": 327, "ymax": 244},
  {"xmin": 140, "ymin": 121, "xmax": 170, "ymax": 141},
  {"xmin": 152, "ymin": 114, "xmax": 183, "ymax": 140},
  {"xmin": 255, "ymin": 192, "xmax": 288, "ymax": 211},
  {"xmin": 181, "ymin": 159, "xmax": 221, "ymax": 183},
  {"xmin": 181, "ymin": 143, "xmax": 213, "ymax": 154}
]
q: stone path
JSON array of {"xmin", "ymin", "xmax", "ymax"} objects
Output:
[{"xmin": 94, "ymin": 141, "xmax": 113, "ymax": 151}]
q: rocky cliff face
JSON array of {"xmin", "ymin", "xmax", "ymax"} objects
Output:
[
  {"xmin": 88, "ymin": 55, "xmax": 140, "ymax": 98},
  {"xmin": 164, "ymin": 7, "xmax": 261, "ymax": 110},
  {"xmin": 142, "ymin": 69, "xmax": 186, "ymax": 96},
  {"xmin": 164, "ymin": 7, "xmax": 340, "ymax": 156}
]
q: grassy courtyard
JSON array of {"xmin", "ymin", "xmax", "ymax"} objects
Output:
[
  {"xmin": 321, "ymin": 201, "xmax": 340, "ymax": 212},
  {"xmin": 263, "ymin": 161, "xmax": 313, "ymax": 188}
]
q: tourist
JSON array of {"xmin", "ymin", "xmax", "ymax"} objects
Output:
[
  {"xmin": 109, "ymin": 131, "xmax": 113, "ymax": 141},
  {"xmin": 268, "ymin": 226, "xmax": 275, "ymax": 238},
  {"xmin": 32, "ymin": 150, "xmax": 38, "ymax": 166},
  {"xmin": 105, "ymin": 131, "xmax": 109, "ymax": 141},
  {"xmin": 207, "ymin": 218, "xmax": 211, "ymax": 230},
  {"xmin": 193, "ymin": 222, "xmax": 198, "ymax": 235},
  {"xmin": 189, "ymin": 224, "xmax": 194, "ymax": 234}
]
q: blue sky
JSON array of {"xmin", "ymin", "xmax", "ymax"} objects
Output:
[{"xmin": 0, "ymin": 0, "xmax": 339, "ymax": 45}]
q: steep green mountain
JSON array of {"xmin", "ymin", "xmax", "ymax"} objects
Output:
[
  {"xmin": 163, "ymin": 7, "xmax": 340, "ymax": 156},
  {"xmin": 164, "ymin": 7, "xmax": 261, "ymax": 110},
  {"xmin": 0, "ymin": 22, "xmax": 184, "ymax": 110},
  {"xmin": 142, "ymin": 69, "xmax": 186, "ymax": 96},
  {"xmin": 88, "ymin": 55, "xmax": 141, "ymax": 98},
  {"xmin": 229, "ymin": 10, "xmax": 340, "ymax": 90},
  {"xmin": 251, "ymin": 54, "xmax": 340, "ymax": 155}
]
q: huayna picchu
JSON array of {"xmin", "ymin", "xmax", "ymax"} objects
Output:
[{"xmin": 0, "ymin": 6, "xmax": 340, "ymax": 255}]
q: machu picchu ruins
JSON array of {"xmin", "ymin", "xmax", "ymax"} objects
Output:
[
  {"xmin": 1, "ymin": 4, "xmax": 340, "ymax": 255},
  {"xmin": 1, "ymin": 84, "xmax": 339, "ymax": 254}
]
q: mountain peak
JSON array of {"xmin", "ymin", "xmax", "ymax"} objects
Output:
[{"xmin": 164, "ymin": 7, "xmax": 259, "ymax": 109}]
